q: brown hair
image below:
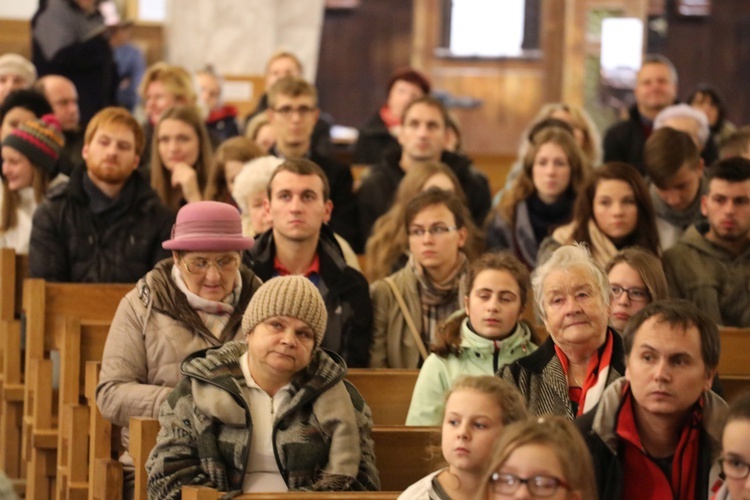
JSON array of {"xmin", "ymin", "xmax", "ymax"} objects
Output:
[
  {"xmin": 364, "ymin": 161, "xmax": 471, "ymax": 281},
  {"xmin": 605, "ymin": 248, "xmax": 668, "ymax": 303},
  {"xmin": 432, "ymin": 251, "xmax": 530, "ymax": 357},
  {"xmin": 138, "ymin": 62, "xmax": 196, "ymax": 107},
  {"xmin": 386, "ymin": 67, "xmax": 431, "ymax": 95},
  {"xmin": 720, "ymin": 129, "xmax": 750, "ymax": 159},
  {"xmin": 404, "ymin": 188, "xmax": 482, "ymax": 260},
  {"xmin": 644, "ymin": 127, "xmax": 700, "ymax": 188},
  {"xmin": 84, "ymin": 106, "xmax": 145, "ymax": 155},
  {"xmin": 570, "ymin": 162, "xmax": 660, "ymax": 256},
  {"xmin": 0, "ymin": 161, "xmax": 49, "ymax": 231},
  {"xmin": 401, "ymin": 96, "xmax": 449, "ymax": 128},
  {"xmin": 267, "ymin": 76, "xmax": 317, "ymax": 109},
  {"xmin": 446, "ymin": 375, "xmax": 528, "ymax": 426},
  {"xmin": 150, "ymin": 106, "xmax": 213, "ymax": 212},
  {"xmin": 245, "ymin": 112, "xmax": 270, "ymax": 141},
  {"xmin": 496, "ymin": 127, "xmax": 589, "ymax": 227},
  {"xmin": 267, "ymin": 158, "xmax": 330, "ymax": 201},
  {"xmin": 204, "ymin": 136, "xmax": 263, "ymax": 202},
  {"xmin": 481, "ymin": 416, "xmax": 598, "ymax": 500},
  {"xmin": 623, "ymin": 299, "xmax": 720, "ymax": 371},
  {"xmin": 265, "ymin": 51, "xmax": 303, "ymax": 74}
]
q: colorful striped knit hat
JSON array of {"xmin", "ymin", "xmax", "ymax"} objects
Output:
[{"xmin": 1, "ymin": 114, "xmax": 64, "ymax": 176}]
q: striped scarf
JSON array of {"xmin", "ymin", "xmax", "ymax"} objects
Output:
[{"xmin": 411, "ymin": 253, "xmax": 468, "ymax": 347}]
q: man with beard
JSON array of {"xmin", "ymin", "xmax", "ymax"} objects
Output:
[
  {"xmin": 29, "ymin": 106, "xmax": 174, "ymax": 282},
  {"xmin": 663, "ymin": 157, "xmax": 750, "ymax": 326}
]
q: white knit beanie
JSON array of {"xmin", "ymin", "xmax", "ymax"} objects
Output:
[{"xmin": 242, "ymin": 276, "xmax": 327, "ymax": 345}]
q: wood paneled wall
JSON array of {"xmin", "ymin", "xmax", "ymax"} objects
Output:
[
  {"xmin": 315, "ymin": 0, "xmax": 414, "ymax": 130},
  {"xmin": 661, "ymin": 0, "xmax": 750, "ymax": 127}
]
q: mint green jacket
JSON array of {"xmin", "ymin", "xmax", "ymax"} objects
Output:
[{"xmin": 405, "ymin": 318, "xmax": 537, "ymax": 426}]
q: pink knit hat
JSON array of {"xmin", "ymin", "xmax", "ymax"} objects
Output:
[{"xmin": 162, "ymin": 201, "xmax": 253, "ymax": 251}]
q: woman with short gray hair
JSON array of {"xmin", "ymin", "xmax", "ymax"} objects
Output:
[{"xmin": 500, "ymin": 244, "xmax": 625, "ymax": 419}]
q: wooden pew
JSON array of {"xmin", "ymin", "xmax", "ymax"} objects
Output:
[
  {"xmin": 55, "ymin": 318, "xmax": 112, "ymax": 500},
  {"xmin": 0, "ymin": 248, "xmax": 29, "ymax": 492},
  {"xmin": 87, "ymin": 361, "xmax": 123, "ymax": 500},
  {"xmin": 345, "ymin": 369, "xmax": 419, "ymax": 425},
  {"xmin": 182, "ymin": 488, "xmax": 399, "ymax": 500},
  {"xmin": 372, "ymin": 426, "xmax": 440, "ymax": 491},
  {"xmin": 718, "ymin": 327, "xmax": 750, "ymax": 377},
  {"xmin": 21, "ymin": 279, "xmax": 131, "ymax": 500}
]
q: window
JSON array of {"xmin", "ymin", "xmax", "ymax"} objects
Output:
[{"xmin": 439, "ymin": 0, "xmax": 541, "ymax": 59}]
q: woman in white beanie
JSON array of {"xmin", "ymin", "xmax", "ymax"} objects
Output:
[
  {"xmin": 0, "ymin": 53, "xmax": 36, "ymax": 104},
  {"xmin": 146, "ymin": 275, "xmax": 380, "ymax": 498}
]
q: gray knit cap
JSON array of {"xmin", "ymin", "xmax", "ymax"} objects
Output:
[{"xmin": 242, "ymin": 275, "xmax": 327, "ymax": 345}]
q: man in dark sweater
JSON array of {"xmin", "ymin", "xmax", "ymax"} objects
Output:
[{"xmin": 29, "ymin": 106, "xmax": 174, "ymax": 282}]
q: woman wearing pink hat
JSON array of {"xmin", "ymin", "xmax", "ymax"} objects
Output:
[{"xmin": 96, "ymin": 200, "xmax": 262, "ymax": 498}]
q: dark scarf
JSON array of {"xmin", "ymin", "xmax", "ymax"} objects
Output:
[
  {"xmin": 82, "ymin": 171, "xmax": 137, "ymax": 229},
  {"xmin": 617, "ymin": 384, "xmax": 702, "ymax": 500},
  {"xmin": 526, "ymin": 190, "xmax": 575, "ymax": 244}
]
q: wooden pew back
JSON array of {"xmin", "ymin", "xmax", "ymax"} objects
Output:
[
  {"xmin": 182, "ymin": 487, "xmax": 399, "ymax": 499},
  {"xmin": 0, "ymin": 248, "xmax": 28, "ymax": 491},
  {"xmin": 372, "ymin": 426, "xmax": 440, "ymax": 491},
  {"xmin": 21, "ymin": 279, "xmax": 131, "ymax": 500},
  {"xmin": 718, "ymin": 327, "xmax": 750, "ymax": 377},
  {"xmin": 345, "ymin": 369, "xmax": 419, "ymax": 426}
]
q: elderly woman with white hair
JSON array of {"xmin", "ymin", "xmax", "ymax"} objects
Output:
[
  {"xmin": 654, "ymin": 103, "xmax": 718, "ymax": 166},
  {"xmin": 231, "ymin": 156, "xmax": 361, "ymax": 270},
  {"xmin": 499, "ymin": 244, "xmax": 625, "ymax": 419}
]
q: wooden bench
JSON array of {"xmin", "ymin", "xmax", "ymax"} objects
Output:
[
  {"xmin": 0, "ymin": 248, "xmax": 28, "ymax": 492},
  {"xmin": 21, "ymin": 279, "xmax": 131, "ymax": 500},
  {"xmin": 718, "ymin": 327, "xmax": 750, "ymax": 377},
  {"xmin": 87, "ymin": 361, "xmax": 123, "ymax": 500},
  {"xmin": 182, "ymin": 488, "xmax": 399, "ymax": 499},
  {"xmin": 345, "ymin": 369, "xmax": 419, "ymax": 425},
  {"xmin": 55, "ymin": 318, "xmax": 112, "ymax": 499}
]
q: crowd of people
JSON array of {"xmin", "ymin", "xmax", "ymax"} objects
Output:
[{"xmin": 1, "ymin": 8, "xmax": 750, "ymax": 497}]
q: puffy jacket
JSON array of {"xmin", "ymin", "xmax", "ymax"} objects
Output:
[
  {"xmin": 29, "ymin": 166, "xmax": 174, "ymax": 282},
  {"xmin": 146, "ymin": 341, "xmax": 380, "ymax": 499},
  {"xmin": 406, "ymin": 318, "xmax": 537, "ymax": 425},
  {"xmin": 245, "ymin": 226, "xmax": 373, "ymax": 368},
  {"xmin": 96, "ymin": 259, "xmax": 261, "ymax": 448}
]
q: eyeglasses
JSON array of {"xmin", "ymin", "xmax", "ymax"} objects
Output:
[
  {"xmin": 272, "ymin": 105, "xmax": 317, "ymax": 118},
  {"xmin": 490, "ymin": 472, "xmax": 572, "ymax": 497},
  {"xmin": 610, "ymin": 285, "xmax": 650, "ymax": 302},
  {"xmin": 181, "ymin": 255, "xmax": 239, "ymax": 275},
  {"xmin": 720, "ymin": 456, "xmax": 750, "ymax": 480},
  {"xmin": 407, "ymin": 225, "xmax": 459, "ymax": 237}
]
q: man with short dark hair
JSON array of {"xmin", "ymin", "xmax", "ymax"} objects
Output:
[
  {"xmin": 603, "ymin": 55, "xmax": 678, "ymax": 173},
  {"xmin": 577, "ymin": 299, "xmax": 726, "ymax": 500},
  {"xmin": 35, "ymin": 74, "xmax": 84, "ymax": 175},
  {"xmin": 663, "ymin": 157, "xmax": 750, "ymax": 326},
  {"xmin": 245, "ymin": 158, "xmax": 372, "ymax": 367},
  {"xmin": 643, "ymin": 127, "xmax": 706, "ymax": 249},
  {"xmin": 266, "ymin": 76, "xmax": 359, "ymax": 249},
  {"xmin": 357, "ymin": 96, "xmax": 491, "ymax": 241},
  {"xmin": 29, "ymin": 106, "xmax": 174, "ymax": 282}
]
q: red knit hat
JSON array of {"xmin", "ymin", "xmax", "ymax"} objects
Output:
[{"xmin": 162, "ymin": 201, "xmax": 254, "ymax": 251}]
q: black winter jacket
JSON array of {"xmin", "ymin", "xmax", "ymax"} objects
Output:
[
  {"xmin": 245, "ymin": 226, "xmax": 373, "ymax": 368},
  {"xmin": 29, "ymin": 166, "xmax": 175, "ymax": 283},
  {"xmin": 357, "ymin": 148, "xmax": 492, "ymax": 241}
]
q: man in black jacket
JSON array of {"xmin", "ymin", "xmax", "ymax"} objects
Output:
[
  {"xmin": 266, "ymin": 76, "xmax": 360, "ymax": 251},
  {"xmin": 245, "ymin": 158, "xmax": 372, "ymax": 368},
  {"xmin": 357, "ymin": 96, "xmax": 491, "ymax": 241},
  {"xmin": 602, "ymin": 54, "xmax": 678, "ymax": 173},
  {"xmin": 29, "ymin": 106, "xmax": 174, "ymax": 282}
]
